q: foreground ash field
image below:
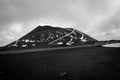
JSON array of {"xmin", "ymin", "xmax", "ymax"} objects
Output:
[
  {"xmin": 0, "ymin": 47, "xmax": 120, "ymax": 80},
  {"xmin": 0, "ymin": 25, "xmax": 120, "ymax": 80}
]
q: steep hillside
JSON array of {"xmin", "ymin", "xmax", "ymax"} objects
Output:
[{"xmin": 6, "ymin": 25, "xmax": 98, "ymax": 48}]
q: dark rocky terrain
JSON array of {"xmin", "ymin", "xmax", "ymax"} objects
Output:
[
  {"xmin": 0, "ymin": 47, "xmax": 120, "ymax": 80},
  {"xmin": 5, "ymin": 25, "xmax": 98, "ymax": 48},
  {"xmin": 0, "ymin": 25, "xmax": 120, "ymax": 80},
  {"xmin": 0, "ymin": 25, "xmax": 120, "ymax": 52}
]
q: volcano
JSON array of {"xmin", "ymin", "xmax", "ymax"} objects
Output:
[{"xmin": 6, "ymin": 25, "xmax": 98, "ymax": 48}]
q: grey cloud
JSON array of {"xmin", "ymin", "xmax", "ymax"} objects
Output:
[{"xmin": 0, "ymin": 0, "xmax": 120, "ymax": 46}]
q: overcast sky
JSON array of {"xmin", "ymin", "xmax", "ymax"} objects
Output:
[{"xmin": 0, "ymin": 0, "xmax": 120, "ymax": 46}]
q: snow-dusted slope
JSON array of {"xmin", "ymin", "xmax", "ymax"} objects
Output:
[
  {"xmin": 6, "ymin": 25, "xmax": 98, "ymax": 48},
  {"xmin": 103, "ymin": 43, "xmax": 120, "ymax": 47}
]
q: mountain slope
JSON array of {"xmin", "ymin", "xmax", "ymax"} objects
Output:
[{"xmin": 6, "ymin": 25, "xmax": 98, "ymax": 48}]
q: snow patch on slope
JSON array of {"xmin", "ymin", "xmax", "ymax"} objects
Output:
[{"xmin": 103, "ymin": 43, "xmax": 120, "ymax": 47}]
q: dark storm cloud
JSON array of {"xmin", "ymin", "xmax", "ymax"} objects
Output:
[{"xmin": 0, "ymin": 0, "xmax": 120, "ymax": 46}]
